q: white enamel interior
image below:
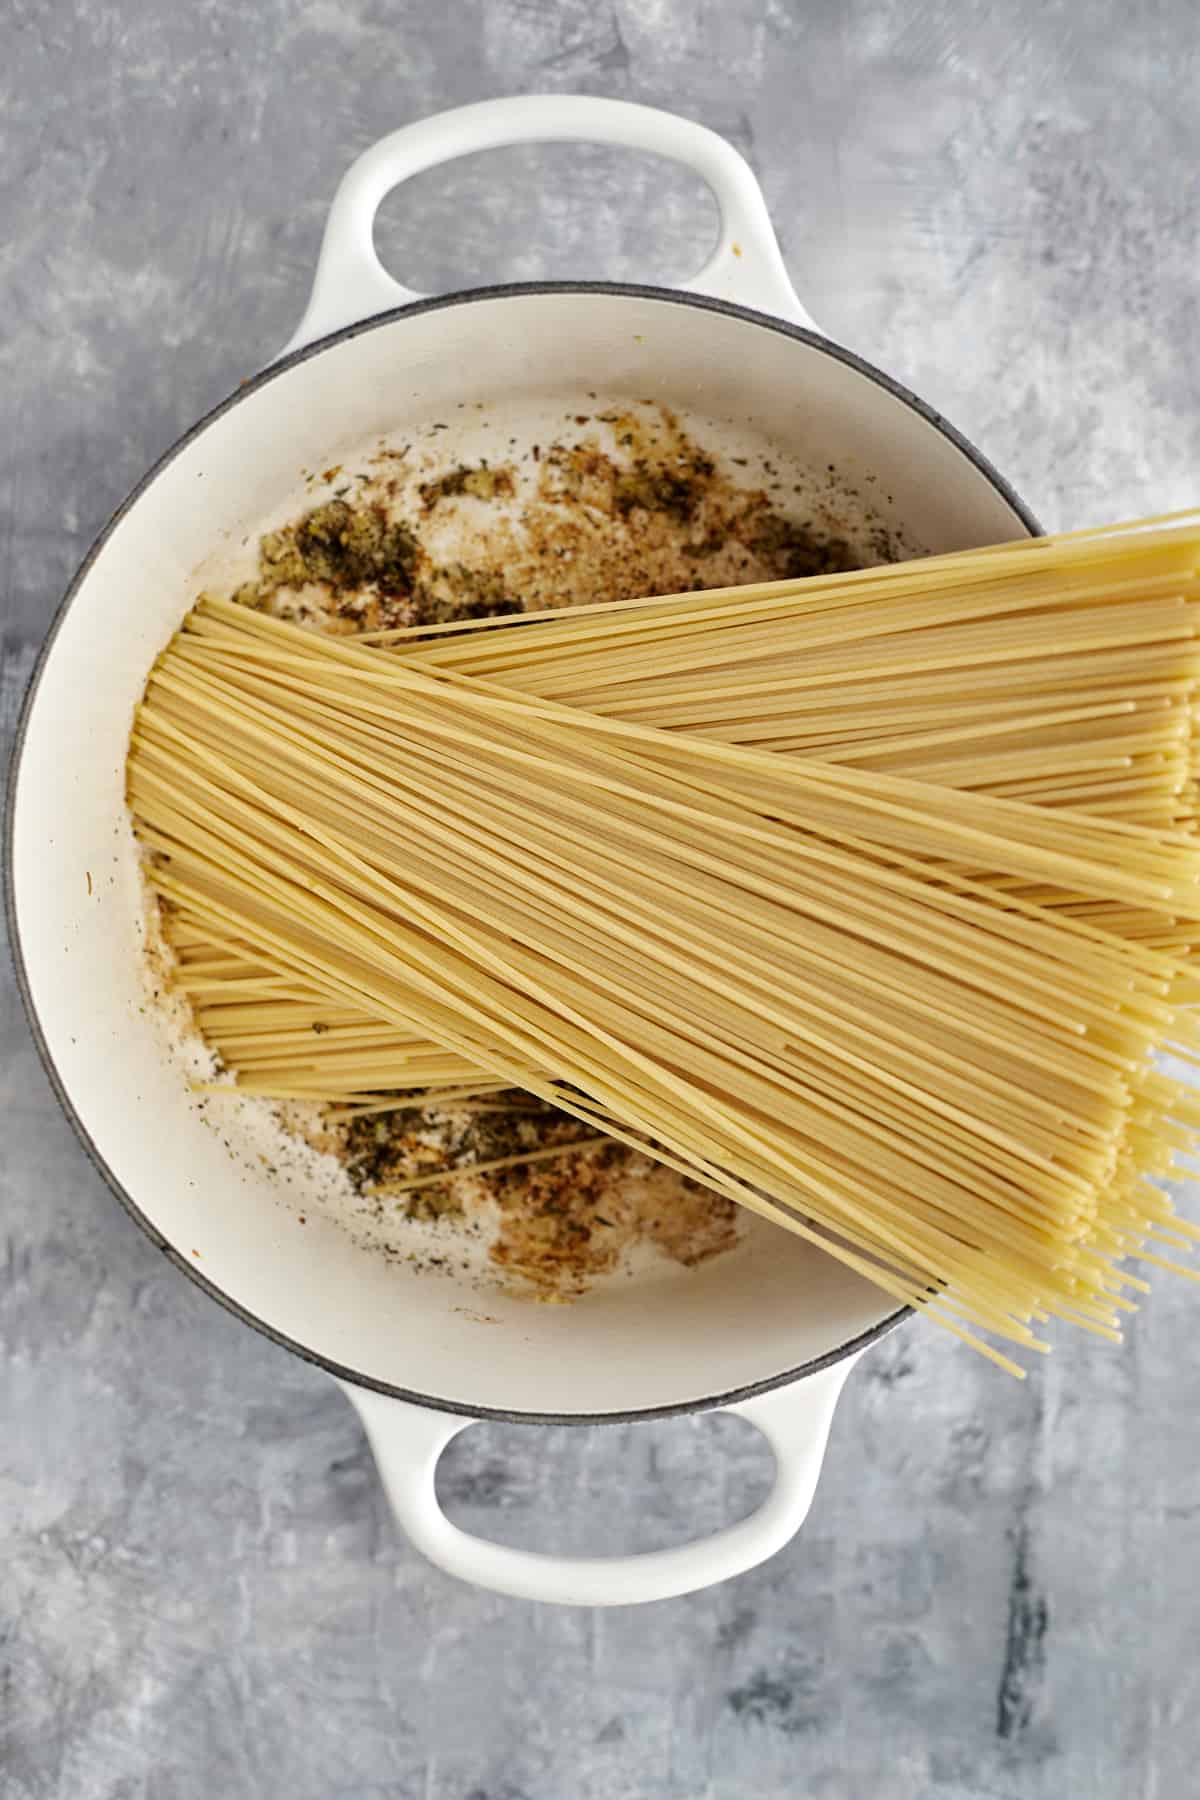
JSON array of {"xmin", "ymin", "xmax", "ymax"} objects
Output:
[{"xmin": 11, "ymin": 289, "xmax": 1032, "ymax": 1417}]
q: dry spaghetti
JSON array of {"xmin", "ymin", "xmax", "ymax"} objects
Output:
[
  {"xmin": 125, "ymin": 525, "xmax": 1200, "ymax": 1368},
  {"xmin": 164, "ymin": 515, "xmax": 1200, "ymax": 1097}
]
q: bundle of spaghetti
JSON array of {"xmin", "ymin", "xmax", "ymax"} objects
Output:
[
  {"xmin": 362, "ymin": 513, "xmax": 1200, "ymax": 839},
  {"xmin": 164, "ymin": 516, "xmax": 1200, "ymax": 1083},
  {"xmin": 127, "ymin": 594, "xmax": 1200, "ymax": 1369}
]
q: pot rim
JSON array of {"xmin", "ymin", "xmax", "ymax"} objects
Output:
[{"xmin": 5, "ymin": 279, "xmax": 1041, "ymax": 1423}]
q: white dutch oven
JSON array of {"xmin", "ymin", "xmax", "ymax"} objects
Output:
[{"xmin": 7, "ymin": 97, "xmax": 1039, "ymax": 1606}]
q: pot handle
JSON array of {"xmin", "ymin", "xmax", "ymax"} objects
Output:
[
  {"xmin": 281, "ymin": 95, "xmax": 815, "ymax": 358},
  {"xmin": 337, "ymin": 1356, "xmax": 856, "ymax": 1606}
]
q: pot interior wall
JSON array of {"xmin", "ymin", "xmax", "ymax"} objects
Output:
[{"xmin": 12, "ymin": 290, "xmax": 1031, "ymax": 1415}]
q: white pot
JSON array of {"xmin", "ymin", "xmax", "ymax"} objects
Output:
[{"xmin": 7, "ymin": 97, "xmax": 1037, "ymax": 1607}]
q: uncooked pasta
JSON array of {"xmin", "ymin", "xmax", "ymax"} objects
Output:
[{"xmin": 126, "ymin": 517, "xmax": 1200, "ymax": 1369}]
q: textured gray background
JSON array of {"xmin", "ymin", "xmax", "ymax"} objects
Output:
[{"xmin": 4, "ymin": 3, "xmax": 1200, "ymax": 1796}]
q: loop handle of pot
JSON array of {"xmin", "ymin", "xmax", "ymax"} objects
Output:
[
  {"xmin": 338, "ymin": 1356, "xmax": 856, "ymax": 1607},
  {"xmin": 280, "ymin": 94, "xmax": 816, "ymax": 358}
]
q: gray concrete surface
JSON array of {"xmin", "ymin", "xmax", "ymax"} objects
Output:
[{"xmin": 4, "ymin": 3, "xmax": 1200, "ymax": 1796}]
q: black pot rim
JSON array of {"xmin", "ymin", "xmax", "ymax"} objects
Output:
[{"xmin": 5, "ymin": 279, "xmax": 1042, "ymax": 1425}]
